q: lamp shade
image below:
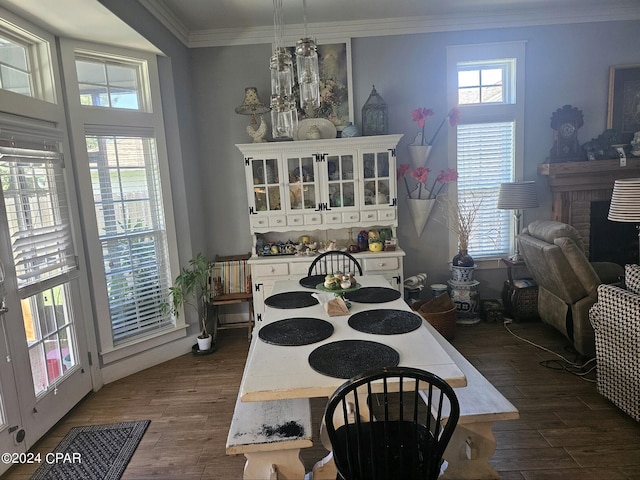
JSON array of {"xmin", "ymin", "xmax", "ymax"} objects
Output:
[
  {"xmin": 235, "ymin": 87, "xmax": 270, "ymax": 116},
  {"xmin": 497, "ymin": 181, "xmax": 539, "ymax": 210},
  {"xmin": 608, "ymin": 177, "xmax": 640, "ymax": 222}
]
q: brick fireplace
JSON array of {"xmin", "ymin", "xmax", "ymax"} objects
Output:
[{"xmin": 538, "ymin": 157, "xmax": 640, "ymax": 257}]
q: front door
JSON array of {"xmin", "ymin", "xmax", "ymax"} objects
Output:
[{"xmin": 0, "ymin": 143, "xmax": 92, "ymax": 474}]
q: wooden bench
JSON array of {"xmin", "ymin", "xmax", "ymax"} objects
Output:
[
  {"xmin": 226, "ymin": 392, "xmax": 313, "ymax": 480},
  {"xmin": 422, "ymin": 321, "xmax": 520, "ymax": 480}
]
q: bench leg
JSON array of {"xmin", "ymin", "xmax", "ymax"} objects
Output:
[
  {"xmin": 440, "ymin": 421, "xmax": 499, "ymax": 480},
  {"xmin": 243, "ymin": 449, "xmax": 306, "ymax": 480}
]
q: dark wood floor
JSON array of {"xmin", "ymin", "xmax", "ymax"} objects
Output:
[{"xmin": 4, "ymin": 319, "xmax": 640, "ymax": 479}]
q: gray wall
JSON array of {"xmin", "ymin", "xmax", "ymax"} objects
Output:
[
  {"xmin": 101, "ymin": 2, "xmax": 640, "ymax": 300},
  {"xmin": 189, "ymin": 20, "xmax": 640, "ymax": 300}
]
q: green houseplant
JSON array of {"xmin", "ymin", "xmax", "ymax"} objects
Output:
[{"xmin": 168, "ymin": 253, "xmax": 214, "ymax": 351}]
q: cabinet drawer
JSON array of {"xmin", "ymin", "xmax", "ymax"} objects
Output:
[
  {"xmin": 290, "ymin": 262, "xmax": 311, "ymax": 275},
  {"xmin": 378, "ymin": 209, "xmax": 396, "ymax": 221},
  {"xmin": 252, "ymin": 262, "xmax": 289, "ymax": 277},
  {"xmin": 304, "ymin": 213, "xmax": 322, "ymax": 225},
  {"xmin": 363, "ymin": 257, "xmax": 399, "ymax": 271},
  {"xmin": 269, "ymin": 215, "xmax": 287, "ymax": 227},
  {"xmin": 250, "ymin": 216, "xmax": 269, "ymax": 229},
  {"xmin": 362, "ymin": 211, "xmax": 378, "ymax": 222},
  {"xmin": 288, "ymin": 215, "xmax": 304, "ymax": 226},
  {"xmin": 342, "ymin": 212, "xmax": 360, "ymax": 223},
  {"xmin": 325, "ymin": 212, "xmax": 342, "ymax": 224}
]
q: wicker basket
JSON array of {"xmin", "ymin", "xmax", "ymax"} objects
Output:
[{"xmin": 411, "ymin": 293, "xmax": 457, "ymax": 340}]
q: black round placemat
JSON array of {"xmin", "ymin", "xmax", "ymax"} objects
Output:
[
  {"xmin": 299, "ymin": 274, "xmax": 325, "ymax": 289},
  {"xmin": 348, "ymin": 309, "xmax": 422, "ymax": 335},
  {"xmin": 259, "ymin": 317, "xmax": 334, "ymax": 346},
  {"xmin": 308, "ymin": 340, "xmax": 400, "ymax": 379},
  {"xmin": 264, "ymin": 291, "xmax": 319, "ymax": 309},
  {"xmin": 344, "ymin": 287, "xmax": 401, "ymax": 303}
]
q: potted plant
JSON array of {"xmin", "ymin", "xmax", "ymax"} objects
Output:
[{"xmin": 168, "ymin": 253, "xmax": 214, "ymax": 351}]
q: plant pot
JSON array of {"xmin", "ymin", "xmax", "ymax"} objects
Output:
[
  {"xmin": 196, "ymin": 334, "xmax": 213, "ymax": 352},
  {"xmin": 407, "ymin": 144, "xmax": 432, "ymax": 169}
]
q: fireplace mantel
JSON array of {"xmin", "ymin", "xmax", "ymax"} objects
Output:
[{"xmin": 538, "ymin": 157, "xmax": 640, "ymax": 255}]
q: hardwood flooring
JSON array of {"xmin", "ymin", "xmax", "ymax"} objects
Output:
[{"xmin": 4, "ymin": 319, "xmax": 640, "ymax": 479}]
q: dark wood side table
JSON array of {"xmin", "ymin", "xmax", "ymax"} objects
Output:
[{"xmin": 501, "ymin": 258, "xmax": 539, "ymax": 322}]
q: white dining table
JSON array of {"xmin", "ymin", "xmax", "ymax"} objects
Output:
[{"xmin": 239, "ymin": 274, "xmax": 466, "ymax": 403}]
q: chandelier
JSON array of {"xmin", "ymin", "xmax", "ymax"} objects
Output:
[{"xmin": 269, "ymin": 0, "xmax": 320, "ymax": 140}]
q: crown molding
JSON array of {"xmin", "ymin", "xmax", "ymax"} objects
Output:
[
  {"xmin": 143, "ymin": 3, "xmax": 640, "ymax": 49},
  {"xmin": 139, "ymin": 0, "xmax": 190, "ymax": 47}
]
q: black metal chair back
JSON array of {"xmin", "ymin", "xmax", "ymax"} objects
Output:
[
  {"xmin": 308, "ymin": 251, "xmax": 362, "ymax": 276},
  {"xmin": 324, "ymin": 366, "xmax": 460, "ymax": 480}
]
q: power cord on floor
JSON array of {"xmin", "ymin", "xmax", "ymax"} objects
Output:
[{"xmin": 502, "ymin": 318, "xmax": 597, "ymax": 382}]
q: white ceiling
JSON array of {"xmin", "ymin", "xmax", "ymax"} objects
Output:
[{"xmin": 1, "ymin": 0, "xmax": 639, "ymax": 51}]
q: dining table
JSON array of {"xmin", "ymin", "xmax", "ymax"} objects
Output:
[
  {"xmin": 236, "ymin": 274, "xmax": 467, "ymax": 479},
  {"xmin": 239, "ymin": 274, "xmax": 466, "ymax": 403}
]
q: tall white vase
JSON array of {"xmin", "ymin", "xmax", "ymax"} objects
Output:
[
  {"xmin": 407, "ymin": 198, "xmax": 436, "ymax": 237},
  {"xmin": 407, "ymin": 145, "xmax": 432, "ymax": 169}
]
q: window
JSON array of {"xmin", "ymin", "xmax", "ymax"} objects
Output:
[
  {"xmin": 75, "ymin": 55, "xmax": 145, "ymax": 110},
  {"xmin": 0, "ymin": 33, "xmax": 32, "ymax": 97},
  {"xmin": 0, "ymin": 141, "xmax": 80, "ymax": 395},
  {"xmin": 447, "ymin": 43, "xmax": 525, "ymax": 260},
  {"xmin": 61, "ymin": 42, "xmax": 182, "ymax": 360},
  {"xmin": 85, "ymin": 133, "xmax": 172, "ymax": 343}
]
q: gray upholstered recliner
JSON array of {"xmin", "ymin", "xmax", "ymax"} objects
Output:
[{"xmin": 517, "ymin": 220, "xmax": 623, "ymax": 357}]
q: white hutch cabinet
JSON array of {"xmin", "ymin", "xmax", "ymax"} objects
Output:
[{"xmin": 236, "ymin": 134, "xmax": 405, "ymax": 324}]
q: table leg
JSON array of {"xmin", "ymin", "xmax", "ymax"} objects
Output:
[
  {"xmin": 440, "ymin": 421, "xmax": 500, "ymax": 480},
  {"xmin": 243, "ymin": 449, "xmax": 306, "ymax": 480}
]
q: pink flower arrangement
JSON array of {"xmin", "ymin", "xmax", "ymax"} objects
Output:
[
  {"xmin": 412, "ymin": 106, "xmax": 461, "ymax": 146},
  {"xmin": 397, "ymin": 165, "xmax": 458, "ymax": 200}
]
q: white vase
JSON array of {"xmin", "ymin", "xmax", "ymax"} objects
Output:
[
  {"xmin": 197, "ymin": 334, "xmax": 213, "ymax": 351},
  {"xmin": 406, "ymin": 198, "xmax": 436, "ymax": 237},
  {"xmin": 407, "ymin": 144, "xmax": 432, "ymax": 169}
]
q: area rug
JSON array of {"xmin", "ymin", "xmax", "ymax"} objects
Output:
[{"xmin": 31, "ymin": 420, "xmax": 150, "ymax": 480}]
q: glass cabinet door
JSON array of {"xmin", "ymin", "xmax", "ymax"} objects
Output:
[
  {"xmin": 250, "ymin": 157, "xmax": 282, "ymax": 212},
  {"xmin": 362, "ymin": 151, "xmax": 391, "ymax": 206},
  {"xmin": 326, "ymin": 153, "xmax": 356, "ymax": 209},
  {"xmin": 286, "ymin": 155, "xmax": 317, "ymax": 211}
]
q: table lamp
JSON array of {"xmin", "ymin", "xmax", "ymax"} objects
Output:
[
  {"xmin": 608, "ymin": 177, "xmax": 640, "ymax": 263},
  {"xmin": 235, "ymin": 87, "xmax": 270, "ymax": 142},
  {"xmin": 497, "ymin": 181, "xmax": 539, "ymax": 261}
]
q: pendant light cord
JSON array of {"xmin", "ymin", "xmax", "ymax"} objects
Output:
[{"xmin": 303, "ymin": 0, "xmax": 308, "ymax": 38}]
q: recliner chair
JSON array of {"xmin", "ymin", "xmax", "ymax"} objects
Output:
[{"xmin": 517, "ymin": 220, "xmax": 623, "ymax": 357}]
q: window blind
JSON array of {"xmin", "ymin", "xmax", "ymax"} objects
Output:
[
  {"xmin": 457, "ymin": 122, "xmax": 514, "ymax": 258},
  {"xmin": 86, "ymin": 134, "xmax": 172, "ymax": 343},
  {"xmin": 0, "ymin": 145, "xmax": 78, "ymax": 292}
]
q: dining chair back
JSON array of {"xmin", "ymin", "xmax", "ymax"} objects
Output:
[
  {"xmin": 324, "ymin": 366, "xmax": 460, "ymax": 480},
  {"xmin": 308, "ymin": 251, "xmax": 362, "ymax": 276}
]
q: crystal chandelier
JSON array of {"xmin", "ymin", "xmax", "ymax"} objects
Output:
[
  {"xmin": 270, "ymin": 0, "xmax": 297, "ymax": 140},
  {"xmin": 295, "ymin": 0, "xmax": 320, "ymax": 114}
]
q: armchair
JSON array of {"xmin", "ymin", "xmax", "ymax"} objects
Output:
[
  {"xmin": 517, "ymin": 220, "xmax": 623, "ymax": 357},
  {"xmin": 589, "ymin": 281, "xmax": 640, "ymax": 422}
]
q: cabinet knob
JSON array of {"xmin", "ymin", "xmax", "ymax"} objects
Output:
[{"xmin": 378, "ymin": 262, "xmax": 385, "ymax": 267}]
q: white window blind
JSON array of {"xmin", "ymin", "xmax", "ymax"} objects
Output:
[
  {"xmin": 85, "ymin": 133, "xmax": 172, "ymax": 343},
  {"xmin": 457, "ymin": 122, "xmax": 514, "ymax": 258},
  {"xmin": 0, "ymin": 144, "xmax": 78, "ymax": 292}
]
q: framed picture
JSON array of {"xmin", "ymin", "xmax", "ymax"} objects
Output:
[
  {"xmin": 607, "ymin": 63, "xmax": 640, "ymax": 144},
  {"xmin": 282, "ymin": 40, "xmax": 354, "ymax": 130}
]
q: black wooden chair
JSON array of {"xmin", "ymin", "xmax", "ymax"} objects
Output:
[
  {"xmin": 323, "ymin": 366, "xmax": 460, "ymax": 480},
  {"xmin": 308, "ymin": 251, "xmax": 362, "ymax": 276}
]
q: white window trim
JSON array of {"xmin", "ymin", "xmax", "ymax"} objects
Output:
[
  {"xmin": 59, "ymin": 39, "xmax": 183, "ymax": 364},
  {"xmin": 0, "ymin": 6, "xmax": 57, "ymax": 104},
  {"xmin": 446, "ymin": 41, "xmax": 526, "ymax": 266}
]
